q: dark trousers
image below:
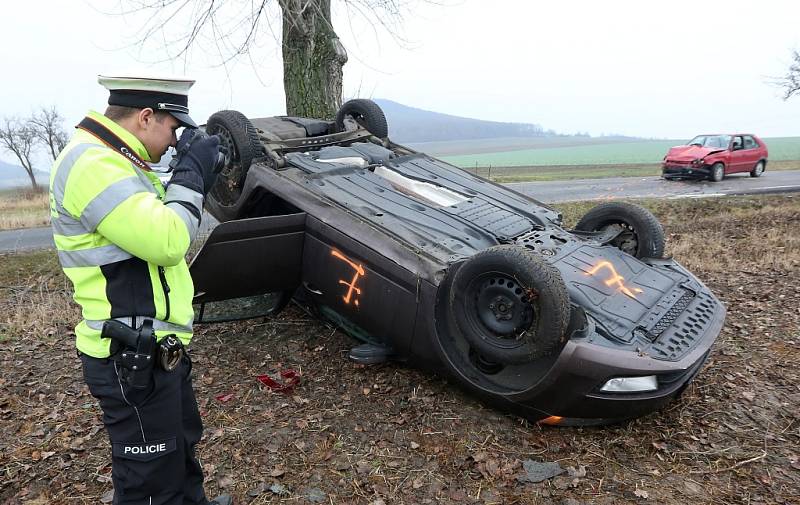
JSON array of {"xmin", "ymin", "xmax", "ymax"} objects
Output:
[{"xmin": 80, "ymin": 352, "xmax": 208, "ymax": 505}]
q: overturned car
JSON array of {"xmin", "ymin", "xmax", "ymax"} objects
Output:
[{"xmin": 189, "ymin": 100, "xmax": 725, "ymax": 425}]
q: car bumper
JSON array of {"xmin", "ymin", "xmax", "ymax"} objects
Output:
[
  {"xmin": 662, "ymin": 164, "xmax": 710, "ymax": 179},
  {"xmin": 507, "ymin": 296, "xmax": 726, "ymax": 424}
]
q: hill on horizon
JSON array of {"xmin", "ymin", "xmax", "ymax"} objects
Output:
[
  {"xmin": 374, "ymin": 99, "xmax": 598, "ymax": 144},
  {"xmin": 0, "ymin": 160, "xmax": 48, "ymax": 189}
]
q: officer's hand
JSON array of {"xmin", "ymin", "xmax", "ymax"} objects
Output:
[
  {"xmin": 187, "ymin": 133, "xmax": 222, "ymax": 193},
  {"xmin": 175, "ymin": 127, "xmax": 201, "ymax": 153},
  {"xmin": 170, "ymin": 129, "xmax": 222, "ymax": 195}
]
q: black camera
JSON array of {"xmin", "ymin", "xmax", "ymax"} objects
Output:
[{"xmin": 168, "ymin": 128, "xmax": 228, "ymax": 174}]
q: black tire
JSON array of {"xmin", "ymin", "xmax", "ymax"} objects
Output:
[
  {"xmin": 750, "ymin": 160, "xmax": 765, "ymax": 178},
  {"xmin": 206, "ymin": 110, "xmax": 262, "ymax": 206},
  {"xmin": 710, "ymin": 162, "xmax": 725, "ymax": 182},
  {"xmin": 575, "ymin": 202, "xmax": 665, "ymax": 259},
  {"xmin": 335, "ymin": 99, "xmax": 388, "ymax": 138},
  {"xmin": 449, "ymin": 245, "xmax": 570, "ymax": 365}
]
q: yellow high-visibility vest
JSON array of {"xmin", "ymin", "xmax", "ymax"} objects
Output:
[{"xmin": 50, "ymin": 111, "xmax": 203, "ymax": 358}]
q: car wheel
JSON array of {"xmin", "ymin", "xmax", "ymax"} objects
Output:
[
  {"xmin": 206, "ymin": 110, "xmax": 263, "ymax": 206},
  {"xmin": 750, "ymin": 161, "xmax": 765, "ymax": 178},
  {"xmin": 449, "ymin": 245, "xmax": 570, "ymax": 365},
  {"xmin": 575, "ymin": 202, "xmax": 665, "ymax": 259},
  {"xmin": 335, "ymin": 99, "xmax": 389, "ymax": 138},
  {"xmin": 709, "ymin": 162, "xmax": 725, "ymax": 182}
]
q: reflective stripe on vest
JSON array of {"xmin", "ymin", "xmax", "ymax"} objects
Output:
[
  {"xmin": 51, "ymin": 143, "xmax": 97, "ymax": 237},
  {"xmin": 57, "ymin": 243, "xmax": 134, "ymax": 268},
  {"xmin": 163, "ymin": 184, "xmax": 204, "ymax": 237},
  {"xmin": 51, "ymin": 142, "xmax": 158, "ymax": 265}
]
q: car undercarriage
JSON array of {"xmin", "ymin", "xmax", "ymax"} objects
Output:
[{"xmin": 189, "ymin": 100, "xmax": 726, "ymax": 425}]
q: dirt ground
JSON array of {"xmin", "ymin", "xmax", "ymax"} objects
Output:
[{"xmin": 1, "ymin": 195, "xmax": 798, "ymax": 504}]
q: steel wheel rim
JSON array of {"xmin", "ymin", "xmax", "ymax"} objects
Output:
[
  {"xmin": 464, "ymin": 273, "xmax": 535, "ymax": 348},
  {"xmin": 213, "ymin": 126, "xmax": 239, "ymax": 166},
  {"xmin": 207, "ymin": 124, "xmax": 242, "ymax": 202}
]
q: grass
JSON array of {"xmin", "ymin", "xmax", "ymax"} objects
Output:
[
  {"xmin": 410, "ymin": 135, "xmax": 647, "ymax": 156},
  {"xmin": 556, "ymin": 194, "xmax": 800, "ymax": 273},
  {"xmin": 442, "ymin": 136, "xmax": 800, "ymax": 168},
  {"xmin": 0, "ymin": 187, "xmax": 50, "ymax": 231},
  {"xmin": 0, "ymin": 249, "xmax": 74, "ymax": 343}
]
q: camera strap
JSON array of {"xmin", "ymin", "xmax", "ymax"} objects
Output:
[{"xmin": 77, "ymin": 116, "xmax": 150, "ymax": 172}]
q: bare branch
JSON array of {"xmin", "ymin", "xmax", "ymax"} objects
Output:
[
  {"xmin": 0, "ymin": 117, "xmax": 40, "ymax": 189},
  {"xmin": 99, "ymin": 1, "xmax": 452, "ymax": 116},
  {"xmin": 29, "ymin": 107, "xmax": 69, "ymax": 161},
  {"xmin": 780, "ymin": 50, "xmax": 800, "ymax": 100}
]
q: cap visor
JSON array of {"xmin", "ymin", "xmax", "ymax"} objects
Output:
[{"xmin": 170, "ymin": 111, "xmax": 198, "ymax": 128}]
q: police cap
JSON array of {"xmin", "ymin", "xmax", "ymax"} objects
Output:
[{"xmin": 98, "ymin": 74, "xmax": 198, "ymax": 128}]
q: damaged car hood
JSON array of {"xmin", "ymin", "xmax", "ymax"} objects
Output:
[{"xmin": 666, "ymin": 145, "xmax": 725, "ymax": 161}]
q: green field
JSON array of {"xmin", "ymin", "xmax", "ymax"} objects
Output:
[{"xmin": 441, "ymin": 137, "xmax": 800, "ymax": 168}]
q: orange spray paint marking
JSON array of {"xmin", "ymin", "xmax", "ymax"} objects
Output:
[
  {"xmin": 331, "ymin": 250, "xmax": 366, "ymax": 305},
  {"xmin": 586, "ymin": 260, "xmax": 643, "ymax": 298}
]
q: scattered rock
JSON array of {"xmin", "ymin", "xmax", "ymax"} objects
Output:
[
  {"xmin": 269, "ymin": 483, "xmax": 289, "ymax": 496},
  {"xmin": 684, "ymin": 481, "xmax": 703, "ymax": 495},
  {"xmin": 566, "ymin": 465, "xmax": 587, "ymax": 478},
  {"xmin": 305, "ymin": 487, "xmax": 326, "ymax": 503},
  {"xmin": 247, "ymin": 482, "xmax": 268, "ymax": 497},
  {"xmin": 516, "ymin": 460, "xmax": 565, "ymax": 483}
]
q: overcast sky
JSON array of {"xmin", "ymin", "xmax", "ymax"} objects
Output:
[{"xmin": 2, "ymin": 0, "xmax": 800, "ymax": 167}]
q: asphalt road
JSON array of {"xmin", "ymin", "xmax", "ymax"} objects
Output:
[
  {"xmin": 508, "ymin": 169, "xmax": 800, "ymax": 203},
  {"xmin": 3, "ymin": 169, "xmax": 799, "ymax": 254}
]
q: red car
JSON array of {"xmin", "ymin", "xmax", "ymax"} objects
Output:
[{"xmin": 662, "ymin": 134, "xmax": 768, "ymax": 182}]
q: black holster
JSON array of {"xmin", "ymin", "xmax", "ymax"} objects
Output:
[
  {"xmin": 101, "ymin": 319, "xmax": 185, "ymax": 389},
  {"xmin": 102, "ymin": 319, "xmax": 157, "ymax": 389}
]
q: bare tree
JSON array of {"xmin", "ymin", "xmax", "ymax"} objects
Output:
[
  {"xmin": 779, "ymin": 50, "xmax": 800, "ymax": 99},
  {"xmin": 0, "ymin": 118, "xmax": 39, "ymax": 190},
  {"xmin": 29, "ymin": 106, "xmax": 69, "ymax": 161},
  {"xmin": 107, "ymin": 1, "xmax": 426, "ymax": 119}
]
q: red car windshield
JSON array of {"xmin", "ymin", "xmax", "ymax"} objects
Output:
[{"xmin": 687, "ymin": 135, "xmax": 731, "ymax": 148}]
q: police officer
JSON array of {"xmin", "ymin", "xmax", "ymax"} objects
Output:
[{"xmin": 49, "ymin": 75, "xmax": 231, "ymax": 505}]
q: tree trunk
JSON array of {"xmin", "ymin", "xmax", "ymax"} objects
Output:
[
  {"xmin": 280, "ymin": 0, "xmax": 348, "ymax": 119},
  {"xmin": 25, "ymin": 166, "xmax": 37, "ymax": 191},
  {"xmin": 10, "ymin": 153, "xmax": 37, "ymax": 191},
  {"xmin": 14, "ymin": 152, "xmax": 38, "ymax": 191}
]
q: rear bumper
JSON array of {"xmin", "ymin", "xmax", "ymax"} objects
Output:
[{"xmin": 662, "ymin": 164, "xmax": 710, "ymax": 179}]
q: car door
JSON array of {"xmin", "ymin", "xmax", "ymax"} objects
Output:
[
  {"xmin": 728, "ymin": 135, "xmax": 747, "ymax": 173},
  {"xmin": 299, "ymin": 216, "xmax": 420, "ymax": 353},
  {"xmin": 189, "ymin": 213, "xmax": 306, "ymax": 322},
  {"xmin": 742, "ymin": 136, "xmax": 760, "ymax": 170}
]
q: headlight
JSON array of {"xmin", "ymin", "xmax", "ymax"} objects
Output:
[
  {"xmin": 599, "ymin": 375, "xmax": 658, "ymax": 393},
  {"xmin": 691, "ymin": 158, "xmax": 704, "ymax": 167}
]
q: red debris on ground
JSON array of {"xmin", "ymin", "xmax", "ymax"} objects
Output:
[
  {"xmin": 214, "ymin": 393, "xmax": 235, "ymax": 403},
  {"xmin": 256, "ymin": 369, "xmax": 301, "ymax": 394}
]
